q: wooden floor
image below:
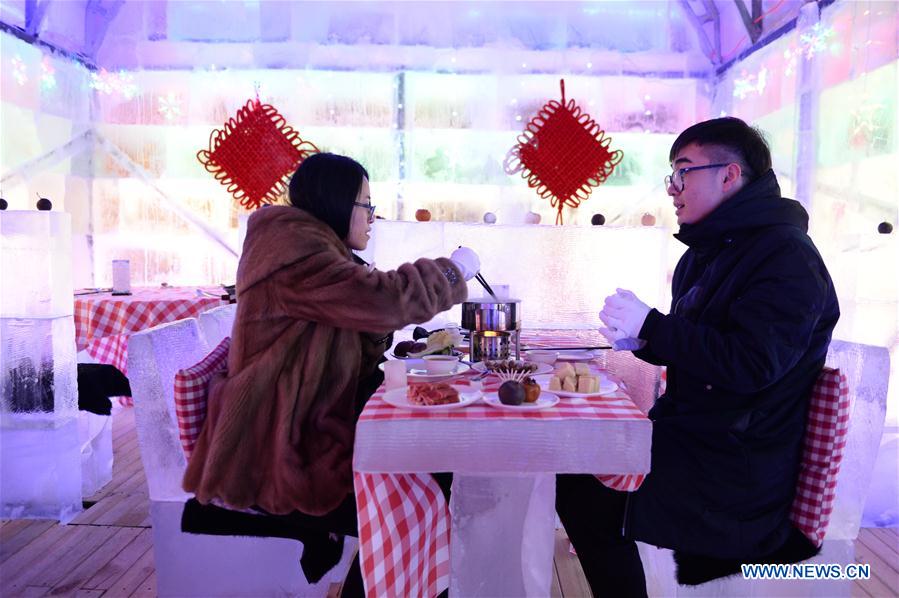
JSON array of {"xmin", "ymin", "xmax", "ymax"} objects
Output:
[{"xmin": 1, "ymin": 408, "xmax": 897, "ymax": 597}]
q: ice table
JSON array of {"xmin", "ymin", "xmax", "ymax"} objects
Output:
[{"xmin": 353, "ymin": 372, "xmax": 652, "ymax": 597}]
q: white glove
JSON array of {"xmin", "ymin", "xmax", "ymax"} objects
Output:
[
  {"xmin": 598, "ymin": 288, "xmax": 652, "ymax": 339},
  {"xmin": 450, "ymin": 246, "xmax": 480, "ymax": 281}
]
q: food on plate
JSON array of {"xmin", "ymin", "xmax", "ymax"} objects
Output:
[
  {"xmin": 577, "ymin": 375, "xmax": 599, "ymax": 394},
  {"xmin": 409, "ymin": 328, "xmax": 463, "ymax": 357},
  {"xmin": 498, "ymin": 380, "xmax": 525, "ymax": 405},
  {"xmin": 523, "ymin": 377, "xmax": 541, "ymax": 403},
  {"xmin": 555, "ymin": 362, "xmax": 576, "ymax": 380},
  {"xmin": 394, "ymin": 340, "xmax": 417, "ymax": 357},
  {"xmin": 549, "ymin": 364, "xmax": 603, "ymax": 395},
  {"xmin": 407, "ymin": 383, "xmax": 461, "ymax": 406}
]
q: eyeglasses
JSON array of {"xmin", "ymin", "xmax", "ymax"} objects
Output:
[
  {"xmin": 353, "ymin": 202, "xmax": 376, "ymax": 222},
  {"xmin": 664, "ymin": 163, "xmax": 730, "ymax": 193}
]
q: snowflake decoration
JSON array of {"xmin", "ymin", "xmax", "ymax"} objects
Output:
[
  {"xmin": 799, "ymin": 23, "xmax": 835, "ymax": 60},
  {"xmin": 158, "ymin": 92, "xmax": 182, "ymax": 121},
  {"xmin": 90, "ymin": 69, "xmax": 139, "ymax": 99},
  {"xmin": 40, "ymin": 57, "xmax": 56, "ymax": 91},
  {"xmin": 733, "ymin": 67, "xmax": 768, "ymax": 100},
  {"xmin": 11, "ymin": 55, "xmax": 27, "ymax": 86}
]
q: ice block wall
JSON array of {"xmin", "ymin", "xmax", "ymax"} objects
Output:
[
  {"xmin": 0, "ymin": 211, "xmax": 82, "ymax": 523},
  {"xmin": 356, "ymin": 221, "xmax": 670, "ymax": 331}
]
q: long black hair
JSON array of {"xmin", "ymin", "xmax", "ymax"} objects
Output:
[{"xmin": 288, "ymin": 153, "xmax": 369, "ymax": 240}]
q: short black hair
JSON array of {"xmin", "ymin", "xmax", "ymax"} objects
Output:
[
  {"xmin": 288, "ymin": 153, "xmax": 369, "ymax": 240},
  {"xmin": 669, "ymin": 117, "xmax": 772, "ymax": 182}
]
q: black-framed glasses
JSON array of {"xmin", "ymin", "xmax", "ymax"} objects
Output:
[
  {"xmin": 353, "ymin": 202, "xmax": 376, "ymax": 222},
  {"xmin": 664, "ymin": 163, "xmax": 730, "ymax": 192}
]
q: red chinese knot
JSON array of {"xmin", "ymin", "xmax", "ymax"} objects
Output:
[
  {"xmin": 504, "ymin": 80, "xmax": 623, "ymax": 224},
  {"xmin": 197, "ymin": 99, "xmax": 319, "ymax": 209}
]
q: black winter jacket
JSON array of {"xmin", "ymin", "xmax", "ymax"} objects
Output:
[{"xmin": 626, "ymin": 170, "xmax": 839, "ymax": 559}]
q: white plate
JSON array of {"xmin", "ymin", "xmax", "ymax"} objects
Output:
[
  {"xmin": 378, "ymin": 360, "xmax": 471, "ymax": 381},
  {"xmin": 391, "ymin": 350, "xmax": 462, "ymax": 360},
  {"xmin": 554, "ymin": 351, "xmax": 596, "ymax": 362},
  {"xmin": 483, "ymin": 391, "xmax": 560, "ymax": 411},
  {"xmin": 381, "ymin": 386, "xmax": 481, "ymax": 411},
  {"xmin": 470, "ymin": 361, "xmax": 554, "ymax": 375},
  {"xmin": 532, "ymin": 373, "xmax": 618, "ymax": 397}
]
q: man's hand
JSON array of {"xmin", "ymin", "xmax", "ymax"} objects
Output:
[{"xmin": 598, "ymin": 288, "xmax": 652, "ymax": 339}]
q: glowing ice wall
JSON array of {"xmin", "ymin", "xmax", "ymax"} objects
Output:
[
  {"xmin": 0, "ymin": 35, "xmax": 93, "ymax": 286},
  {"xmin": 716, "ymin": 1, "xmax": 899, "ymax": 425}
]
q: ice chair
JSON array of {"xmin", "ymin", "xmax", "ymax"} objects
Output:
[
  {"xmin": 198, "ymin": 303, "xmax": 237, "ymax": 348},
  {"xmin": 128, "ymin": 317, "xmax": 355, "ymax": 597},
  {"xmin": 604, "ymin": 350, "xmax": 664, "ymax": 416},
  {"xmin": 639, "ymin": 340, "xmax": 890, "ymax": 597}
]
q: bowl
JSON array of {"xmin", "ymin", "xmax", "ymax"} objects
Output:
[
  {"xmin": 422, "ymin": 354, "xmax": 460, "ymax": 375},
  {"xmin": 526, "ymin": 350, "xmax": 558, "ymax": 365}
]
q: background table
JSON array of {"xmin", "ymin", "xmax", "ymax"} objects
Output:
[{"xmin": 74, "ymin": 287, "xmax": 226, "ymax": 407}]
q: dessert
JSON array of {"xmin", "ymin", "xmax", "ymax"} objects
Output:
[
  {"xmin": 523, "ymin": 377, "xmax": 541, "ymax": 403},
  {"xmin": 549, "ymin": 363, "xmax": 604, "ymax": 394},
  {"xmin": 555, "ymin": 363, "xmax": 575, "ymax": 380},
  {"xmin": 577, "ymin": 375, "xmax": 599, "ymax": 394},
  {"xmin": 498, "ymin": 381, "xmax": 525, "ymax": 405}
]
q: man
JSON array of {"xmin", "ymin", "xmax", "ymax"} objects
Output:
[{"xmin": 556, "ymin": 117, "xmax": 839, "ymax": 597}]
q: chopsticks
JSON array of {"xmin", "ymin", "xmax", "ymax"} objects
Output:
[{"xmin": 474, "ymin": 272, "xmax": 498, "ymax": 299}]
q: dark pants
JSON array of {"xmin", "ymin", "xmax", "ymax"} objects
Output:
[
  {"xmin": 311, "ymin": 473, "xmax": 454, "ymax": 597},
  {"xmin": 555, "ymin": 474, "xmax": 648, "ymax": 598}
]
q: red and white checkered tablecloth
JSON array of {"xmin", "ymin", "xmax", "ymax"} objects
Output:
[{"xmin": 354, "ymin": 364, "xmax": 649, "ymax": 598}]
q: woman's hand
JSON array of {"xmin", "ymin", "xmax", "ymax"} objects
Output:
[{"xmin": 450, "ymin": 246, "xmax": 481, "ymax": 281}]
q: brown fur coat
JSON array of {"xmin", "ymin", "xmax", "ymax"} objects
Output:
[{"xmin": 183, "ymin": 206, "xmax": 467, "ymax": 515}]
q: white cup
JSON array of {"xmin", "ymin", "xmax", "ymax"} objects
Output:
[
  {"xmin": 112, "ymin": 260, "xmax": 131, "ymax": 295},
  {"xmin": 383, "ymin": 360, "xmax": 407, "ymax": 390}
]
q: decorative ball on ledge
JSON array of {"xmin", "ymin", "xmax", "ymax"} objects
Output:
[
  {"xmin": 525, "ymin": 211, "xmax": 541, "ymax": 225},
  {"xmin": 878, "ymin": 222, "xmax": 893, "ymax": 234},
  {"xmin": 591, "ymin": 213, "xmax": 605, "ymax": 226},
  {"xmin": 483, "ymin": 212, "xmax": 497, "ymax": 224},
  {"xmin": 641, "ymin": 213, "xmax": 656, "ymax": 226},
  {"xmin": 0, "ymin": 198, "xmax": 7, "ymax": 210},
  {"xmin": 415, "ymin": 209, "xmax": 431, "ymax": 222},
  {"xmin": 36, "ymin": 197, "xmax": 52, "ymax": 211}
]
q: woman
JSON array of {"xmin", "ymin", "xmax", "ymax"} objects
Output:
[{"xmin": 183, "ymin": 153, "xmax": 478, "ymax": 593}]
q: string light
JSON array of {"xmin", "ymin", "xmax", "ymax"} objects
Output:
[
  {"xmin": 40, "ymin": 56, "xmax": 56, "ymax": 90},
  {"xmin": 733, "ymin": 67, "xmax": 768, "ymax": 99},
  {"xmin": 11, "ymin": 55, "xmax": 27, "ymax": 86},
  {"xmin": 90, "ymin": 69, "xmax": 138, "ymax": 98}
]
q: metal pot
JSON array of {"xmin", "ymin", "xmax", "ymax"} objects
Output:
[{"xmin": 461, "ymin": 299, "xmax": 521, "ymax": 332}]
